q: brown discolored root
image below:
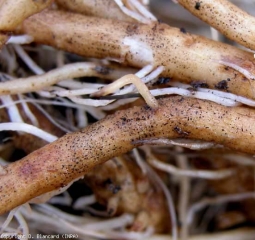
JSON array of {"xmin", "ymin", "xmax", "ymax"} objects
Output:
[
  {"xmin": 177, "ymin": 0, "xmax": 255, "ymax": 50},
  {"xmin": 2, "ymin": 96, "xmax": 255, "ymax": 214},
  {"xmin": 19, "ymin": 10, "xmax": 255, "ymax": 100}
]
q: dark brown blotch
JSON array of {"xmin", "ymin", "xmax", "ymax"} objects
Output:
[
  {"xmin": 215, "ymin": 80, "xmax": 228, "ymax": 90},
  {"xmin": 195, "ymin": 1, "xmax": 201, "ymax": 10}
]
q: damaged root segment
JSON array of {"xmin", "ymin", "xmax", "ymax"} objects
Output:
[
  {"xmin": 2, "ymin": 96, "xmax": 255, "ymax": 214},
  {"xmin": 20, "ymin": 10, "xmax": 255, "ymax": 100},
  {"xmin": 0, "ymin": 0, "xmax": 52, "ymax": 32},
  {"xmin": 177, "ymin": 0, "xmax": 255, "ymax": 50}
]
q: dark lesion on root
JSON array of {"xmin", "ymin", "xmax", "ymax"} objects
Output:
[
  {"xmin": 215, "ymin": 79, "xmax": 229, "ymax": 90},
  {"xmin": 173, "ymin": 126, "xmax": 189, "ymax": 137},
  {"xmin": 195, "ymin": 1, "xmax": 201, "ymax": 10}
]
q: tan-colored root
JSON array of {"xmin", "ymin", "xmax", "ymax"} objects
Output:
[
  {"xmin": 177, "ymin": 0, "xmax": 255, "ymax": 50},
  {"xmin": 2, "ymin": 96, "xmax": 255, "ymax": 214},
  {"xmin": 91, "ymin": 74, "xmax": 159, "ymax": 109},
  {"xmin": 0, "ymin": 0, "xmax": 52, "ymax": 32},
  {"xmin": 0, "ymin": 62, "xmax": 103, "ymax": 95},
  {"xmin": 0, "ymin": 0, "xmax": 52, "ymax": 50},
  {"xmin": 19, "ymin": 10, "xmax": 255, "ymax": 100}
]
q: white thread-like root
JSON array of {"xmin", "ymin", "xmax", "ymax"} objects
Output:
[
  {"xmin": 0, "ymin": 206, "xmax": 30, "ymax": 239},
  {"xmin": 0, "ymin": 122, "xmax": 58, "ymax": 142},
  {"xmin": 197, "ymin": 88, "xmax": 255, "ymax": 107},
  {"xmin": 0, "ymin": 47, "xmax": 18, "ymax": 75},
  {"xmin": 38, "ymin": 88, "xmax": 63, "ymax": 98},
  {"xmin": 223, "ymin": 154, "xmax": 255, "ymax": 166},
  {"xmin": 12, "ymin": 98, "xmax": 106, "ymax": 120},
  {"xmin": 114, "ymin": 0, "xmax": 155, "ymax": 24},
  {"xmin": 0, "ymin": 207, "xmax": 18, "ymax": 233},
  {"xmin": 13, "ymin": 45, "xmax": 44, "ymax": 75},
  {"xmin": 22, "ymin": 205, "xmax": 145, "ymax": 239},
  {"xmin": 135, "ymin": 64, "xmax": 154, "ymax": 78},
  {"xmin": 135, "ymin": 138, "xmax": 220, "ymax": 150},
  {"xmin": 83, "ymin": 213, "xmax": 134, "ymax": 230},
  {"xmin": 169, "ymin": 82, "xmax": 255, "ymax": 107},
  {"xmin": 142, "ymin": 66, "xmax": 165, "ymax": 84},
  {"xmin": 48, "ymin": 191, "xmax": 72, "ymax": 206},
  {"xmin": 34, "ymin": 204, "xmax": 86, "ymax": 223},
  {"xmin": 60, "ymin": 98, "xmax": 106, "ymax": 120},
  {"xmin": 143, "ymin": 148, "xmax": 178, "ymax": 240},
  {"xmin": 14, "ymin": 211, "xmax": 29, "ymax": 240},
  {"xmin": 91, "ymin": 74, "xmax": 158, "ymax": 109},
  {"xmin": 85, "ymin": 207, "xmax": 111, "ymax": 217},
  {"xmin": 73, "ymin": 195, "xmax": 96, "ymax": 210},
  {"xmin": 127, "ymin": 0, "xmax": 157, "ymax": 22},
  {"xmin": 69, "ymin": 96, "xmax": 114, "ymax": 107},
  {"xmin": 100, "ymin": 97, "xmax": 139, "ymax": 111},
  {"xmin": 7, "ymin": 35, "xmax": 33, "ymax": 45},
  {"xmin": 54, "ymin": 88, "xmax": 98, "ymax": 97},
  {"xmin": 31, "ymin": 102, "xmax": 71, "ymax": 133},
  {"xmin": 151, "ymin": 87, "xmax": 239, "ymax": 107},
  {"xmin": 18, "ymin": 94, "xmax": 38, "ymax": 127},
  {"xmin": 0, "ymin": 96, "xmax": 75, "ymax": 133},
  {"xmin": 0, "ymin": 95, "xmax": 24, "ymax": 123},
  {"xmin": 75, "ymin": 108, "xmax": 88, "ymax": 128},
  {"xmin": 219, "ymin": 59, "xmax": 255, "ymax": 80},
  {"xmin": 132, "ymin": 148, "xmax": 148, "ymax": 174},
  {"xmin": 184, "ymin": 192, "xmax": 255, "ymax": 237},
  {"xmin": 30, "ymin": 176, "xmax": 82, "ymax": 204},
  {"xmin": 58, "ymin": 80, "xmax": 106, "ymax": 90},
  {"xmin": 148, "ymin": 156, "xmax": 234, "ymax": 180}
]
